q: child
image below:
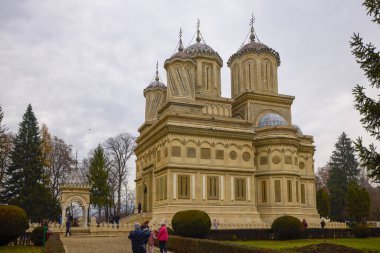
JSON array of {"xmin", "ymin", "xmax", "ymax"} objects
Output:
[{"xmin": 147, "ymin": 230, "xmax": 156, "ymax": 253}]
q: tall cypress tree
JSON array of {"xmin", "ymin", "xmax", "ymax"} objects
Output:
[
  {"xmin": 88, "ymin": 145, "xmax": 111, "ymax": 218},
  {"xmin": 3, "ymin": 104, "xmax": 58, "ymax": 221},
  {"xmin": 350, "ymin": 0, "xmax": 380, "ymax": 183},
  {"xmin": 327, "ymin": 132, "xmax": 359, "ymax": 221}
]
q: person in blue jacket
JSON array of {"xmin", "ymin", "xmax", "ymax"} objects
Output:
[{"xmin": 128, "ymin": 223, "xmax": 151, "ymax": 253}]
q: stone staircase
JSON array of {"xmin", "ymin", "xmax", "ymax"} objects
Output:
[{"xmin": 119, "ymin": 212, "xmax": 152, "ymax": 226}]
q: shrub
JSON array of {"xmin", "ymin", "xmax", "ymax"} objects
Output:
[
  {"xmin": 172, "ymin": 210, "xmax": 211, "ymax": 238},
  {"xmin": 167, "ymin": 227, "xmax": 176, "ymax": 235},
  {"xmin": 346, "ymin": 221, "xmax": 357, "ymax": 228},
  {"xmin": 30, "ymin": 226, "xmax": 51, "ymax": 246},
  {"xmin": 0, "ymin": 205, "xmax": 29, "ymax": 246},
  {"xmin": 352, "ymin": 224, "xmax": 371, "ymax": 238},
  {"xmin": 271, "ymin": 215, "xmax": 304, "ymax": 240}
]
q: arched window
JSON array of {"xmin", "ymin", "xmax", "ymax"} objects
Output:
[
  {"xmin": 233, "ymin": 64, "xmax": 239, "ymax": 96},
  {"xmin": 261, "ymin": 59, "xmax": 273, "ymax": 91},
  {"xmin": 244, "ymin": 59, "xmax": 257, "ymax": 91}
]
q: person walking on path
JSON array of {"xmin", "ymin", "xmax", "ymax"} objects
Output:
[
  {"xmin": 213, "ymin": 219, "xmax": 219, "ymax": 230},
  {"xmin": 65, "ymin": 219, "xmax": 72, "ymax": 237},
  {"xmin": 157, "ymin": 222, "xmax": 168, "ymax": 253},
  {"xmin": 128, "ymin": 223, "xmax": 150, "ymax": 253},
  {"xmin": 138, "ymin": 202, "xmax": 142, "ymax": 213},
  {"xmin": 302, "ymin": 218, "xmax": 308, "ymax": 238}
]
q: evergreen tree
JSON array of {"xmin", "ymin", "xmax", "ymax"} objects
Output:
[
  {"xmin": 346, "ymin": 182, "xmax": 370, "ymax": 223},
  {"xmin": 3, "ymin": 104, "xmax": 58, "ymax": 221},
  {"xmin": 316, "ymin": 189, "xmax": 330, "ymax": 218},
  {"xmin": 350, "ymin": 0, "xmax": 380, "ymax": 183},
  {"xmin": 88, "ymin": 145, "xmax": 111, "ymax": 218},
  {"xmin": 327, "ymin": 132, "xmax": 359, "ymax": 221}
]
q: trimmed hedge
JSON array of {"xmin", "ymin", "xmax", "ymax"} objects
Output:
[
  {"xmin": 45, "ymin": 233, "xmax": 65, "ymax": 253},
  {"xmin": 208, "ymin": 229, "xmax": 273, "ymax": 240},
  {"xmin": 172, "ymin": 210, "xmax": 211, "ymax": 238},
  {"xmin": 208, "ymin": 228, "xmax": 380, "ymax": 240},
  {"xmin": 352, "ymin": 224, "xmax": 371, "ymax": 238},
  {"xmin": 271, "ymin": 216, "xmax": 304, "ymax": 240},
  {"xmin": 0, "ymin": 205, "xmax": 29, "ymax": 246},
  {"xmin": 163, "ymin": 235, "xmax": 275, "ymax": 253}
]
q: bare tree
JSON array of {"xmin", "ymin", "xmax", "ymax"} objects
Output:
[
  {"xmin": 315, "ymin": 164, "xmax": 331, "ymax": 191},
  {"xmin": 104, "ymin": 133, "xmax": 136, "ymax": 214},
  {"xmin": 123, "ymin": 181, "xmax": 136, "ymax": 215},
  {"xmin": 0, "ymin": 107, "xmax": 12, "ymax": 193},
  {"xmin": 46, "ymin": 136, "xmax": 76, "ymax": 200}
]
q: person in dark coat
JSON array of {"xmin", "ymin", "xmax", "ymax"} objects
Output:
[
  {"xmin": 128, "ymin": 223, "xmax": 151, "ymax": 253},
  {"xmin": 138, "ymin": 202, "xmax": 142, "ymax": 213},
  {"xmin": 65, "ymin": 219, "xmax": 72, "ymax": 236}
]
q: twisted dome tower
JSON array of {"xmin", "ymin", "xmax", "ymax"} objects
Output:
[
  {"xmin": 164, "ymin": 29, "xmax": 196, "ymax": 101},
  {"xmin": 144, "ymin": 63, "xmax": 167, "ymax": 122}
]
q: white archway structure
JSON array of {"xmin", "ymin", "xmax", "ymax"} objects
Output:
[{"xmin": 61, "ymin": 183, "xmax": 91, "ymax": 227}]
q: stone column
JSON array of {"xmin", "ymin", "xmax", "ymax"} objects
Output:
[
  {"xmin": 83, "ymin": 205, "xmax": 88, "ymax": 227},
  {"xmin": 61, "ymin": 206, "xmax": 66, "ymax": 227}
]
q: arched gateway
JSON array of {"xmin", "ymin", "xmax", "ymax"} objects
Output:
[{"xmin": 60, "ymin": 183, "xmax": 91, "ymax": 227}]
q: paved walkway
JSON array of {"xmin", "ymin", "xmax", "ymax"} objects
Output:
[
  {"xmin": 61, "ymin": 235, "xmax": 171, "ymax": 253},
  {"xmin": 61, "ymin": 235, "xmax": 132, "ymax": 253}
]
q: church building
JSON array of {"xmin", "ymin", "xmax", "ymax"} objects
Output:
[{"xmin": 134, "ymin": 20, "xmax": 320, "ymax": 228}]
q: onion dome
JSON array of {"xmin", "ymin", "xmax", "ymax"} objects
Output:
[
  {"xmin": 227, "ymin": 21, "xmax": 280, "ymax": 67},
  {"xmin": 184, "ymin": 23, "xmax": 223, "ymax": 67},
  {"xmin": 258, "ymin": 113, "xmax": 287, "ymax": 128},
  {"xmin": 146, "ymin": 62, "xmax": 166, "ymax": 89}
]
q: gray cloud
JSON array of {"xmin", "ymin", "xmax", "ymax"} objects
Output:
[{"xmin": 0, "ymin": 0, "xmax": 378, "ymax": 169}]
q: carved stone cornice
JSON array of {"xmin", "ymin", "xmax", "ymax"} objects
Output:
[
  {"xmin": 136, "ymin": 113, "xmax": 253, "ymax": 154},
  {"xmin": 155, "ymin": 163, "xmax": 255, "ymax": 174},
  {"xmin": 135, "ymin": 122, "xmax": 255, "ymax": 155},
  {"xmin": 232, "ymin": 91, "xmax": 294, "ymax": 109},
  {"xmin": 255, "ymin": 171, "xmax": 301, "ymax": 177}
]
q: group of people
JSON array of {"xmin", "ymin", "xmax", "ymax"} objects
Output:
[{"xmin": 128, "ymin": 221, "xmax": 168, "ymax": 253}]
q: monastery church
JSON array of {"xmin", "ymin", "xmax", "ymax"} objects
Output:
[{"xmin": 135, "ymin": 19, "xmax": 320, "ymax": 228}]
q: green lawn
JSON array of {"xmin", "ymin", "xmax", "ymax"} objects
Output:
[
  {"xmin": 0, "ymin": 246, "xmax": 41, "ymax": 253},
  {"xmin": 233, "ymin": 237, "xmax": 380, "ymax": 252}
]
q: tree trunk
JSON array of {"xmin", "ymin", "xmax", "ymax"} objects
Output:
[{"xmin": 117, "ymin": 180, "xmax": 122, "ymax": 214}]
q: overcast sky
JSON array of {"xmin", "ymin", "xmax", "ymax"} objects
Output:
[{"xmin": 0, "ymin": 0, "xmax": 378, "ymax": 170}]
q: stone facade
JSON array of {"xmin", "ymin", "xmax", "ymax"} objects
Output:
[{"xmin": 135, "ymin": 24, "xmax": 319, "ymax": 228}]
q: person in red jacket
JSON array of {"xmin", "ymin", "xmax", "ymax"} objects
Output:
[{"xmin": 156, "ymin": 222, "xmax": 168, "ymax": 253}]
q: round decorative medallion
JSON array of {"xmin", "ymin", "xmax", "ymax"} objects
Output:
[
  {"xmin": 272, "ymin": 155, "xmax": 281, "ymax": 164},
  {"xmin": 242, "ymin": 152, "xmax": 251, "ymax": 161},
  {"xmin": 164, "ymin": 147, "xmax": 168, "ymax": 157},
  {"xmin": 299, "ymin": 161, "xmax": 305, "ymax": 169},
  {"xmin": 229, "ymin": 151, "xmax": 237, "ymax": 160}
]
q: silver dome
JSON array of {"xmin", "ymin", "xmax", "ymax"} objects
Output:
[
  {"xmin": 227, "ymin": 41, "xmax": 281, "ymax": 67},
  {"xmin": 146, "ymin": 80, "xmax": 166, "ymax": 89},
  {"xmin": 185, "ymin": 43, "xmax": 223, "ymax": 67}
]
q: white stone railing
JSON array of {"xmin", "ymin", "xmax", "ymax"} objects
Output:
[
  {"xmin": 26, "ymin": 219, "xmax": 347, "ymax": 234},
  {"xmin": 27, "ymin": 222, "xmax": 64, "ymax": 233},
  {"xmin": 214, "ymin": 221, "xmax": 346, "ymax": 230}
]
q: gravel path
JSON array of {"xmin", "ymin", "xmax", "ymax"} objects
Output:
[{"xmin": 61, "ymin": 235, "xmax": 132, "ymax": 253}]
